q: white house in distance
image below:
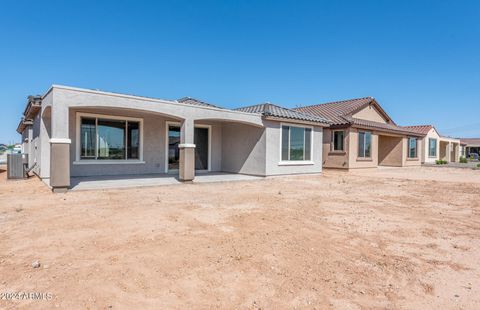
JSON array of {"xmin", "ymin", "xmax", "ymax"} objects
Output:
[{"xmin": 401, "ymin": 125, "xmax": 461, "ymax": 163}]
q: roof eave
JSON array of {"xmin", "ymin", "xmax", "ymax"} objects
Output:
[{"xmin": 264, "ymin": 116, "xmax": 330, "ymax": 127}]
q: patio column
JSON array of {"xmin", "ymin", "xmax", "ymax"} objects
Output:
[
  {"xmin": 178, "ymin": 118, "xmax": 195, "ymax": 181},
  {"xmin": 50, "ymin": 103, "xmax": 71, "ymax": 193}
]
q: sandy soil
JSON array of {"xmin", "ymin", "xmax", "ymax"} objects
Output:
[{"xmin": 1, "ymin": 165, "xmax": 479, "ymax": 309}]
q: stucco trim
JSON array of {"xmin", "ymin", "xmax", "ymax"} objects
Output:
[{"xmin": 50, "ymin": 138, "xmax": 72, "ymax": 144}]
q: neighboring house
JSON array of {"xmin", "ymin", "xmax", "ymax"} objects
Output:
[
  {"xmin": 16, "ymin": 85, "xmax": 330, "ymax": 192},
  {"xmin": 294, "ymin": 97, "xmax": 424, "ymax": 169},
  {"xmin": 461, "ymin": 138, "xmax": 480, "ymax": 159},
  {"xmin": 401, "ymin": 125, "xmax": 461, "ymax": 163}
]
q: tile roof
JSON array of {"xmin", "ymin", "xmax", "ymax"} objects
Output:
[
  {"xmin": 293, "ymin": 97, "xmax": 375, "ymax": 124},
  {"xmin": 177, "ymin": 97, "xmax": 222, "ymax": 109},
  {"xmin": 400, "ymin": 125, "xmax": 434, "ymax": 135},
  {"xmin": 347, "ymin": 118, "xmax": 424, "ymax": 136},
  {"xmin": 293, "ymin": 97, "xmax": 426, "ymax": 136},
  {"xmin": 460, "ymin": 138, "xmax": 480, "ymax": 146},
  {"xmin": 235, "ymin": 103, "xmax": 331, "ymax": 124}
]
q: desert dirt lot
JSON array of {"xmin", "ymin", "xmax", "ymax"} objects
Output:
[{"xmin": 1, "ymin": 166, "xmax": 479, "ymax": 309}]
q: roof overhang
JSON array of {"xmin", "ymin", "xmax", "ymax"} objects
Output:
[
  {"xmin": 16, "ymin": 118, "xmax": 33, "ymax": 134},
  {"xmin": 264, "ymin": 116, "xmax": 330, "ymax": 127},
  {"xmin": 23, "ymin": 95, "xmax": 42, "ymax": 119}
]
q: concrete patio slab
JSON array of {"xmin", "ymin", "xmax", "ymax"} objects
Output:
[{"xmin": 70, "ymin": 172, "xmax": 263, "ymax": 191}]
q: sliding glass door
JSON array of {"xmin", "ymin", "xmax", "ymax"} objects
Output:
[{"xmin": 167, "ymin": 124, "xmax": 209, "ymax": 172}]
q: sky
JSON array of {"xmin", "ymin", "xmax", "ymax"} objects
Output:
[{"xmin": 0, "ymin": 0, "xmax": 479, "ymax": 143}]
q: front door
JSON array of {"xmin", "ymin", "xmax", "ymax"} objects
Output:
[{"xmin": 167, "ymin": 124, "xmax": 209, "ymax": 172}]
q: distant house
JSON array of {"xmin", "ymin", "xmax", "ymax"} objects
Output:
[
  {"xmin": 294, "ymin": 97, "xmax": 424, "ymax": 169},
  {"xmin": 401, "ymin": 125, "xmax": 461, "ymax": 163},
  {"xmin": 461, "ymin": 138, "xmax": 480, "ymax": 158}
]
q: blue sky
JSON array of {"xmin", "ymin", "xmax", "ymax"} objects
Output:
[{"xmin": 1, "ymin": 0, "xmax": 479, "ymax": 143}]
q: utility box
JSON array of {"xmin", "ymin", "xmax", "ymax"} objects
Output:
[{"xmin": 7, "ymin": 153, "xmax": 28, "ymax": 179}]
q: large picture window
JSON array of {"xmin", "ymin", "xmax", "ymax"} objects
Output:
[
  {"xmin": 332, "ymin": 130, "xmax": 344, "ymax": 151},
  {"xmin": 428, "ymin": 138, "xmax": 437, "ymax": 157},
  {"xmin": 78, "ymin": 114, "xmax": 141, "ymax": 161},
  {"xmin": 281, "ymin": 125, "xmax": 312, "ymax": 161},
  {"xmin": 408, "ymin": 137, "xmax": 418, "ymax": 158},
  {"xmin": 358, "ymin": 131, "xmax": 372, "ymax": 158}
]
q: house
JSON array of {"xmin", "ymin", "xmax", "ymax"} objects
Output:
[
  {"xmin": 16, "ymin": 85, "xmax": 330, "ymax": 192},
  {"xmin": 400, "ymin": 125, "xmax": 461, "ymax": 163},
  {"xmin": 294, "ymin": 97, "xmax": 424, "ymax": 169},
  {"xmin": 461, "ymin": 138, "xmax": 480, "ymax": 159}
]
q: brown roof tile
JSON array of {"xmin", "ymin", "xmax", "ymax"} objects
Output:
[
  {"xmin": 460, "ymin": 138, "xmax": 480, "ymax": 146},
  {"xmin": 400, "ymin": 125, "xmax": 434, "ymax": 135},
  {"xmin": 294, "ymin": 97, "xmax": 374, "ymax": 124}
]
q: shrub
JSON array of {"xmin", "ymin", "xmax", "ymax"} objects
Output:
[
  {"xmin": 477, "ymin": 163, "xmax": 480, "ymax": 168},
  {"xmin": 435, "ymin": 160, "xmax": 448, "ymax": 165},
  {"xmin": 460, "ymin": 156, "xmax": 468, "ymax": 164}
]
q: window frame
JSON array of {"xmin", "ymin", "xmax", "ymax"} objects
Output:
[
  {"xmin": 331, "ymin": 130, "xmax": 345, "ymax": 152},
  {"xmin": 428, "ymin": 138, "xmax": 437, "ymax": 158},
  {"xmin": 408, "ymin": 137, "xmax": 418, "ymax": 159},
  {"xmin": 357, "ymin": 131, "xmax": 372, "ymax": 158},
  {"xmin": 74, "ymin": 112, "xmax": 144, "ymax": 164},
  {"xmin": 279, "ymin": 123, "xmax": 314, "ymax": 165}
]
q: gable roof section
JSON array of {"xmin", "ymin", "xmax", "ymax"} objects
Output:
[
  {"xmin": 236, "ymin": 103, "xmax": 331, "ymax": 125},
  {"xmin": 293, "ymin": 97, "xmax": 394, "ymax": 125},
  {"xmin": 401, "ymin": 125, "xmax": 436, "ymax": 136},
  {"xmin": 177, "ymin": 97, "xmax": 222, "ymax": 109},
  {"xmin": 293, "ymin": 97, "xmax": 427, "ymax": 136}
]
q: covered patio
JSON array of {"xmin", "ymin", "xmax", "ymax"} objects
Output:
[{"xmin": 70, "ymin": 172, "xmax": 263, "ymax": 191}]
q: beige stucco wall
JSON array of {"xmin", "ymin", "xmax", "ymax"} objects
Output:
[
  {"xmin": 348, "ymin": 128, "xmax": 379, "ymax": 169},
  {"xmin": 322, "ymin": 128, "xmax": 349, "ymax": 169},
  {"xmin": 403, "ymin": 137, "xmax": 422, "ymax": 167},
  {"xmin": 352, "ymin": 106, "xmax": 387, "ymax": 124},
  {"xmin": 378, "ymin": 135, "xmax": 403, "ymax": 167},
  {"xmin": 422, "ymin": 128, "xmax": 440, "ymax": 163}
]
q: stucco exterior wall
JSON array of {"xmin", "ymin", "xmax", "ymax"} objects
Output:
[
  {"xmin": 39, "ymin": 91, "xmax": 53, "ymax": 180},
  {"xmin": 348, "ymin": 128, "xmax": 379, "ymax": 169},
  {"xmin": 378, "ymin": 135, "xmax": 403, "ymax": 167},
  {"xmin": 221, "ymin": 123, "xmax": 266, "ymax": 176},
  {"xmin": 322, "ymin": 128, "xmax": 349, "ymax": 169},
  {"xmin": 68, "ymin": 108, "xmax": 224, "ymax": 177},
  {"xmin": 402, "ymin": 137, "xmax": 422, "ymax": 166},
  {"xmin": 422, "ymin": 128, "xmax": 440, "ymax": 163},
  {"xmin": 264, "ymin": 120, "xmax": 323, "ymax": 175},
  {"xmin": 352, "ymin": 106, "xmax": 387, "ymax": 123}
]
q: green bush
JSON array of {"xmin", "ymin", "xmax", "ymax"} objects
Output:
[
  {"xmin": 435, "ymin": 160, "xmax": 448, "ymax": 165},
  {"xmin": 477, "ymin": 163, "xmax": 480, "ymax": 168},
  {"xmin": 460, "ymin": 156, "xmax": 468, "ymax": 164}
]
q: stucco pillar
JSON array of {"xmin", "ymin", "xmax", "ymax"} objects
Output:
[
  {"xmin": 49, "ymin": 102, "xmax": 71, "ymax": 193},
  {"xmin": 179, "ymin": 119, "xmax": 195, "ymax": 181}
]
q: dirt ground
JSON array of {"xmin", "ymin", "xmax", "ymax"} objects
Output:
[{"xmin": 1, "ymin": 166, "xmax": 479, "ymax": 309}]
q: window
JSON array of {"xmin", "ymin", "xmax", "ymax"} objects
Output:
[
  {"xmin": 79, "ymin": 115, "xmax": 141, "ymax": 161},
  {"xmin": 428, "ymin": 138, "xmax": 437, "ymax": 157},
  {"xmin": 281, "ymin": 125, "xmax": 312, "ymax": 161},
  {"xmin": 358, "ymin": 131, "xmax": 372, "ymax": 158},
  {"xmin": 332, "ymin": 130, "xmax": 344, "ymax": 151},
  {"xmin": 408, "ymin": 137, "xmax": 417, "ymax": 158}
]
